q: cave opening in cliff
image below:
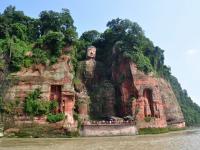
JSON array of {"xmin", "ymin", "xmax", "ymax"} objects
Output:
[
  {"xmin": 143, "ymin": 89, "xmax": 154, "ymax": 117},
  {"xmin": 50, "ymin": 85, "xmax": 62, "ymax": 112}
]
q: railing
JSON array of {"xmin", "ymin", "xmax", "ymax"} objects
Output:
[{"xmin": 83, "ymin": 120, "xmax": 136, "ymax": 125}]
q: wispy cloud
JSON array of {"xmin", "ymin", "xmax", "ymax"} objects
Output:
[
  {"xmin": 185, "ymin": 49, "xmax": 199, "ymax": 56},
  {"xmin": 184, "ymin": 49, "xmax": 200, "ymax": 65}
]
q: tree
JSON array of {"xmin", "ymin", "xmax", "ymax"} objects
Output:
[
  {"xmin": 42, "ymin": 31, "xmax": 64, "ymax": 56},
  {"xmin": 10, "ymin": 23, "xmax": 27, "ymax": 41},
  {"xmin": 3, "ymin": 5, "xmax": 30, "ymax": 25},
  {"xmin": 39, "ymin": 9, "xmax": 76, "ymax": 36},
  {"xmin": 32, "ymin": 48, "xmax": 48, "ymax": 65},
  {"xmin": 39, "ymin": 10, "xmax": 61, "ymax": 35},
  {"xmin": 80, "ymin": 30, "xmax": 100, "ymax": 44}
]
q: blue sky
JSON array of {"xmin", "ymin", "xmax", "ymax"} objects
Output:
[{"xmin": 1, "ymin": 0, "xmax": 200, "ymax": 105}]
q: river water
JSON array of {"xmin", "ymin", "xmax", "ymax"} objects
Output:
[{"xmin": 0, "ymin": 128, "xmax": 200, "ymax": 150}]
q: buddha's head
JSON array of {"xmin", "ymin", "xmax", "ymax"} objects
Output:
[{"xmin": 87, "ymin": 46, "xmax": 96, "ymax": 59}]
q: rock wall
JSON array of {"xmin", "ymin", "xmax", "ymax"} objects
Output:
[
  {"xmin": 112, "ymin": 59, "xmax": 185, "ymax": 128},
  {"xmin": 112, "ymin": 60, "xmax": 136, "ymax": 116},
  {"xmin": 5, "ymin": 55, "xmax": 76, "ymax": 126},
  {"xmin": 4, "ymin": 47, "xmax": 185, "ymax": 130},
  {"xmin": 157, "ymin": 78, "xmax": 185, "ymax": 125},
  {"xmin": 75, "ymin": 57, "xmax": 115, "ymax": 119},
  {"xmin": 130, "ymin": 62, "xmax": 184, "ymax": 127}
]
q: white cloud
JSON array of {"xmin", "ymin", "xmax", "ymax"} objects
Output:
[
  {"xmin": 185, "ymin": 49, "xmax": 199, "ymax": 56},
  {"xmin": 184, "ymin": 49, "xmax": 200, "ymax": 65}
]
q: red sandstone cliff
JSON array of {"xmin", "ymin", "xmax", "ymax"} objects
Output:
[
  {"xmin": 5, "ymin": 55, "xmax": 76, "ymax": 127},
  {"xmin": 5, "ymin": 53, "xmax": 185, "ymax": 129},
  {"xmin": 112, "ymin": 59, "xmax": 185, "ymax": 128}
]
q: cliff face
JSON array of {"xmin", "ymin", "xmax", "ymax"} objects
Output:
[
  {"xmin": 157, "ymin": 78, "xmax": 185, "ymax": 125},
  {"xmin": 75, "ymin": 58, "xmax": 115, "ymax": 120},
  {"xmin": 5, "ymin": 55, "xmax": 76, "ymax": 126},
  {"xmin": 112, "ymin": 60, "xmax": 185, "ymax": 128},
  {"xmin": 5, "ymin": 51, "xmax": 185, "ymax": 129}
]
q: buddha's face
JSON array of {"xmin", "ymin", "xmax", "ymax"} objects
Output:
[{"xmin": 87, "ymin": 47, "xmax": 96, "ymax": 59}]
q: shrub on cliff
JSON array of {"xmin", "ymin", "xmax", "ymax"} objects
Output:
[
  {"xmin": 24, "ymin": 89, "xmax": 63, "ymax": 117},
  {"xmin": 49, "ymin": 100, "xmax": 59, "ymax": 113},
  {"xmin": 31, "ymin": 48, "xmax": 48, "ymax": 65},
  {"xmin": 47, "ymin": 113, "xmax": 65, "ymax": 123},
  {"xmin": 24, "ymin": 89, "xmax": 50, "ymax": 116},
  {"xmin": 0, "ymin": 38, "xmax": 32, "ymax": 72}
]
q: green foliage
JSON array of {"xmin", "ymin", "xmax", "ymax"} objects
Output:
[
  {"xmin": 76, "ymin": 40, "xmax": 88, "ymax": 61},
  {"xmin": 34, "ymin": 31, "xmax": 64, "ymax": 64},
  {"xmin": 91, "ymin": 18, "xmax": 154, "ymax": 73},
  {"xmin": 49, "ymin": 100, "xmax": 59, "ymax": 113},
  {"xmin": 10, "ymin": 23, "xmax": 27, "ymax": 41},
  {"xmin": 0, "ymin": 6, "xmax": 78, "ymax": 73},
  {"xmin": 23, "ymin": 89, "xmax": 63, "ymax": 117},
  {"xmin": 80, "ymin": 30, "xmax": 100, "ymax": 43},
  {"xmin": 73, "ymin": 77, "xmax": 82, "ymax": 91},
  {"xmin": 73, "ymin": 78, "xmax": 81, "ymax": 85},
  {"xmin": 24, "ymin": 88, "xmax": 50, "ymax": 116},
  {"xmin": 9, "ymin": 119, "xmax": 76, "ymax": 138},
  {"xmin": 169, "ymin": 75, "xmax": 200, "ymax": 126},
  {"xmin": 42, "ymin": 31, "xmax": 64, "ymax": 56},
  {"xmin": 130, "ymin": 51, "xmax": 153, "ymax": 73},
  {"xmin": 23, "ymin": 57, "xmax": 32, "ymax": 68},
  {"xmin": 32, "ymin": 48, "xmax": 48, "ymax": 65},
  {"xmin": 0, "ymin": 58, "xmax": 4, "ymax": 70},
  {"xmin": 39, "ymin": 8, "xmax": 75, "ymax": 36},
  {"xmin": 65, "ymin": 131, "xmax": 80, "ymax": 138},
  {"xmin": 0, "ymin": 38, "xmax": 32, "ymax": 72},
  {"xmin": 47, "ymin": 113, "xmax": 65, "ymax": 123},
  {"xmin": 11, "ymin": 123, "xmax": 69, "ymax": 138},
  {"xmin": 139, "ymin": 127, "xmax": 169, "ymax": 134},
  {"xmin": 0, "ymin": 98, "xmax": 21, "ymax": 116},
  {"xmin": 138, "ymin": 127, "xmax": 186, "ymax": 135},
  {"xmin": 63, "ymin": 27, "xmax": 78, "ymax": 45},
  {"xmin": 73, "ymin": 112, "xmax": 82, "ymax": 129}
]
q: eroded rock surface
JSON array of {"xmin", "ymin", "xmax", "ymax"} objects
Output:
[
  {"xmin": 5, "ymin": 46, "xmax": 185, "ymax": 130},
  {"xmin": 112, "ymin": 59, "xmax": 185, "ymax": 128},
  {"xmin": 6, "ymin": 55, "xmax": 76, "ymax": 127}
]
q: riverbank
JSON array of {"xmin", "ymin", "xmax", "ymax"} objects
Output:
[
  {"xmin": 138, "ymin": 127, "xmax": 186, "ymax": 135},
  {"xmin": 0, "ymin": 128, "xmax": 200, "ymax": 150},
  {"xmin": 3, "ymin": 123, "xmax": 79, "ymax": 138},
  {"xmin": 2, "ymin": 122, "xmax": 186, "ymax": 138}
]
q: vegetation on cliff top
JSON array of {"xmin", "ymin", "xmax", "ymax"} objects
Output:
[
  {"xmin": 0, "ymin": 5, "xmax": 77, "ymax": 73},
  {"xmin": 0, "ymin": 5, "xmax": 200, "ymax": 126}
]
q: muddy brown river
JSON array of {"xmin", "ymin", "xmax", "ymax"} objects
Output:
[{"xmin": 0, "ymin": 128, "xmax": 200, "ymax": 150}]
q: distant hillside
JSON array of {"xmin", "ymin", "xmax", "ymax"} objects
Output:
[{"xmin": 169, "ymin": 75, "xmax": 200, "ymax": 126}]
